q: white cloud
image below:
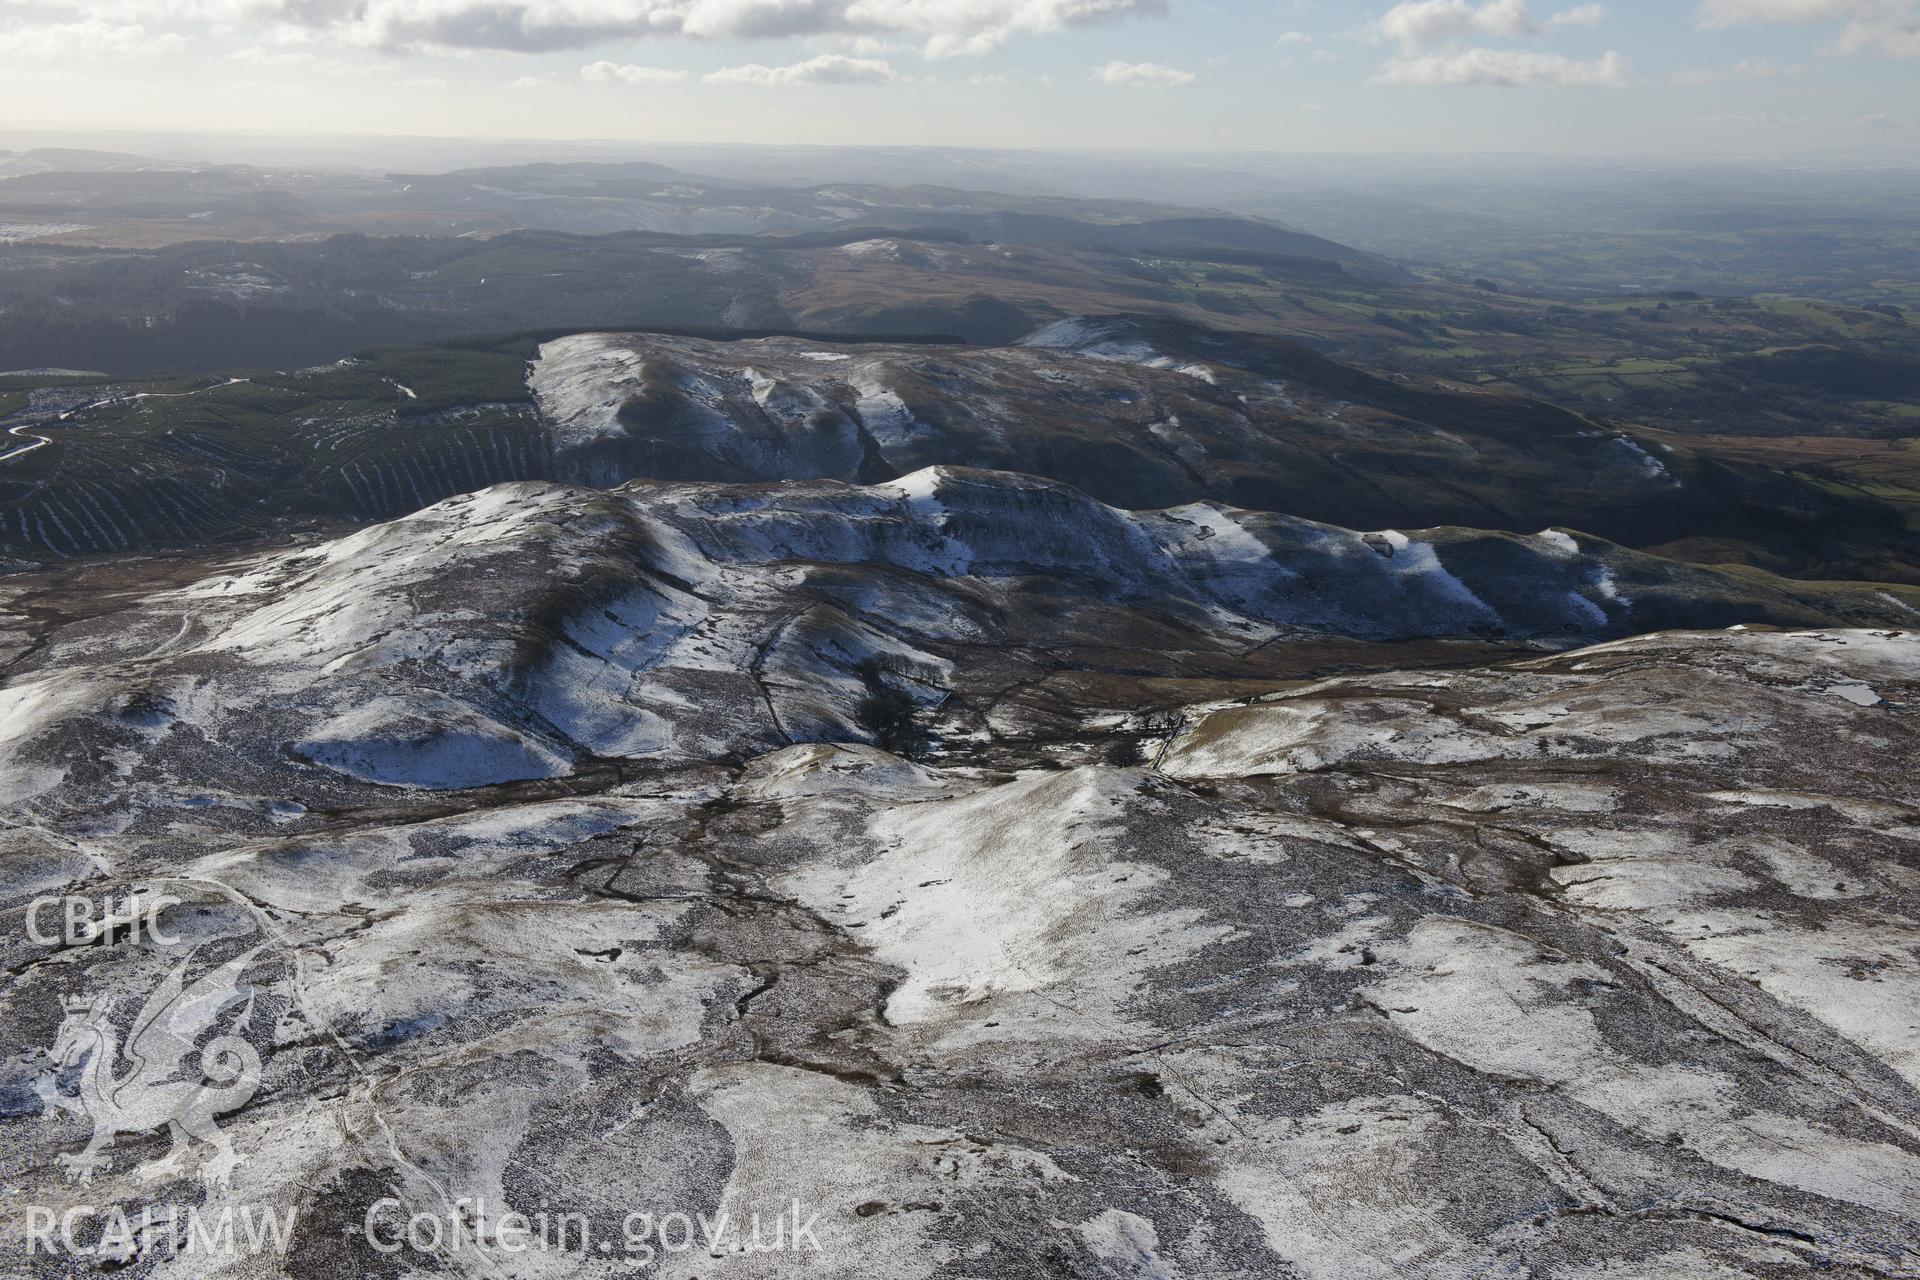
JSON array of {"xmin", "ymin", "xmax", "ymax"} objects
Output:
[
  {"xmin": 1852, "ymin": 111, "xmax": 1900, "ymax": 126},
  {"xmin": 925, "ymin": 30, "xmax": 1007, "ymax": 57},
  {"xmin": 103, "ymin": 0, "xmax": 1170, "ymax": 58},
  {"xmin": 1092, "ymin": 59, "xmax": 1196, "ymax": 86},
  {"xmin": 1368, "ymin": 0, "xmax": 1623, "ymax": 84},
  {"xmin": 1369, "ymin": 0, "xmax": 1607, "ymax": 52},
  {"xmin": 0, "ymin": 18, "xmax": 185, "ymax": 61},
  {"xmin": 705, "ymin": 53, "xmax": 899, "ymax": 85},
  {"xmin": 507, "ymin": 74, "xmax": 552, "ymax": 89},
  {"xmin": 1373, "ymin": 0, "xmax": 1539, "ymax": 52},
  {"xmin": 581, "ymin": 59, "xmax": 686, "ymax": 83},
  {"xmin": 1547, "ymin": 3, "xmax": 1608, "ymax": 25},
  {"xmin": 1378, "ymin": 46, "xmax": 1627, "ymax": 84},
  {"xmin": 1696, "ymin": 0, "xmax": 1920, "ymax": 57},
  {"xmin": 404, "ymin": 76, "xmax": 449, "ymax": 87},
  {"xmin": 1311, "ymin": 46, "xmax": 1341, "ymax": 61}
]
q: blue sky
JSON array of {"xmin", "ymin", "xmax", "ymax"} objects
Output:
[{"xmin": 2, "ymin": 1, "xmax": 1916, "ymax": 154}]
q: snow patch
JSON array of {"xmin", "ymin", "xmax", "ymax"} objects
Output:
[{"xmin": 1535, "ymin": 529, "xmax": 1580, "ymax": 558}]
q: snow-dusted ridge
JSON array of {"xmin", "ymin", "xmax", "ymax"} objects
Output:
[
  {"xmin": 523, "ymin": 324, "xmax": 1774, "ymax": 564},
  {"xmin": 0, "ymin": 470, "xmax": 1909, "ymax": 810}
]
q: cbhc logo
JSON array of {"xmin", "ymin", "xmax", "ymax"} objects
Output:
[{"xmin": 24, "ymin": 889, "xmax": 183, "ymax": 947}]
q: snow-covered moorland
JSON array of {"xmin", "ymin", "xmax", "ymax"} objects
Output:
[{"xmin": 1, "ymin": 462, "xmax": 1918, "ymax": 1276}]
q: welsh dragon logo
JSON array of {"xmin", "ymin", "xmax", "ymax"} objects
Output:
[{"xmin": 38, "ymin": 944, "xmax": 269, "ymax": 1192}]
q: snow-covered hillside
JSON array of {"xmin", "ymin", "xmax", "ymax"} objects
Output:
[
  {"xmin": 2, "ymin": 400, "xmax": 1918, "ymax": 1279},
  {"xmin": 3, "ymin": 540, "xmax": 1917, "ymax": 1274}
]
